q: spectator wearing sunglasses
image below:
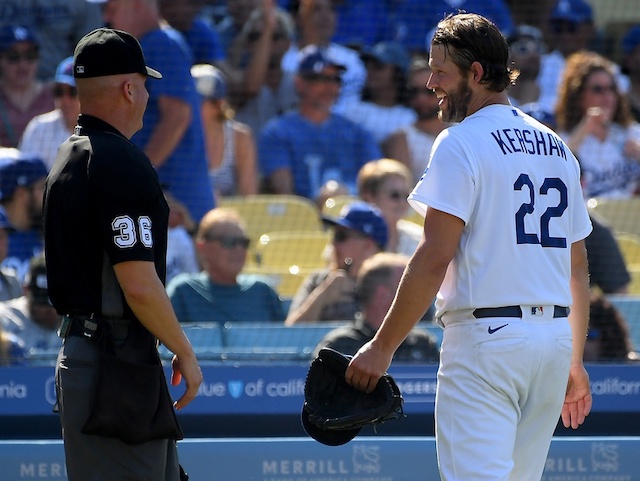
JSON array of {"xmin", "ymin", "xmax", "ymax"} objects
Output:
[
  {"xmin": 555, "ymin": 50, "xmax": 640, "ymax": 199},
  {"xmin": 19, "ymin": 57, "xmax": 79, "ymax": 171},
  {"xmin": 167, "ymin": 207, "xmax": 285, "ymax": 324},
  {"xmin": 357, "ymin": 158, "xmax": 422, "ymax": 257},
  {"xmin": 382, "ymin": 57, "xmax": 445, "ymax": 183},
  {"xmin": 285, "ymin": 201, "xmax": 387, "ymax": 325},
  {"xmin": 0, "ymin": 25, "xmax": 54, "ymax": 148},
  {"xmin": 259, "ymin": 45, "xmax": 380, "ymax": 198},
  {"xmin": 226, "ymin": 3, "xmax": 299, "ymax": 137}
]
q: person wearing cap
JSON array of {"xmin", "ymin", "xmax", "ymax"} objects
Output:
[
  {"xmin": 19, "ymin": 57, "xmax": 80, "ymax": 171},
  {"xmin": 382, "ymin": 57, "xmax": 445, "ymax": 183},
  {"xmin": 282, "ymin": 0, "xmax": 367, "ymax": 112},
  {"xmin": 537, "ymin": 0, "xmax": 600, "ymax": 114},
  {"xmin": 259, "ymin": 44, "xmax": 380, "ymax": 198},
  {"xmin": 0, "ymin": 207, "xmax": 22, "ymax": 302},
  {"xmin": 100, "ymin": 0, "xmax": 214, "ymax": 223},
  {"xmin": 0, "ymin": 255, "xmax": 62, "ymax": 357},
  {"xmin": 0, "ymin": 1, "xmax": 102, "ymax": 81},
  {"xmin": 191, "ymin": 64, "xmax": 258, "ymax": 198},
  {"xmin": 313, "ymin": 252, "xmax": 439, "ymax": 363},
  {"xmin": 0, "ymin": 25, "xmax": 55, "ymax": 148},
  {"xmin": 0, "ymin": 150, "xmax": 48, "ymax": 283},
  {"xmin": 285, "ymin": 201, "xmax": 388, "ymax": 325},
  {"xmin": 506, "ymin": 25, "xmax": 546, "ymax": 108},
  {"xmin": 341, "ymin": 41, "xmax": 416, "ymax": 147},
  {"xmin": 43, "ymin": 27, "xmax": 202, "ymax": 481},
  {"xmin": 621, "ymin": 25, "xmax": 640, "ymax": 123}
]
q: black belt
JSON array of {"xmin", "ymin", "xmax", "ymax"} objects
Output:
[
  {"xmin": 62, "ymin": 314, "xmax": 132, "ymax": 340},
  {"xmin": 473, "ymin": 305, "xmax": 570, "ymax": 319}
]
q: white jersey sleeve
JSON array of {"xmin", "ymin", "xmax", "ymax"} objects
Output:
[{"xmin": 408, "ymin": 105, "xmax": 592, "ymax": 315}]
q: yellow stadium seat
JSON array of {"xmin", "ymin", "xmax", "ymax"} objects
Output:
[
  {"xmin": 219, "ymin": 195, "xmax": 323, "ymax": 240},
  {"xmin": 587, "ymin": 197, "xmax": 640, "ymax": 237},
  {"xmin": 219, "ymin": 195, "xmax": 324, "ymax": 267},
  {"xmin": 615, "ymin": 233, "xmax": 640, "ymax": 268},
  {"xmin": 255, "ymin": 230, "xmax": 331, "ymax": 270}
]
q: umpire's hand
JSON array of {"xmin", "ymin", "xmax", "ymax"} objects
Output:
[
  {"xmin": 170, "ymin": 353, "xmax": 203, "ymax": 410},
  {"xmin": 345, "ymin": 340, "xmax": 394, "ymax": 394}
]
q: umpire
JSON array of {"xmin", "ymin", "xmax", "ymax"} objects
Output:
[{"xmin": 43, "ymin": 28, "xmax": 202, "ymax": 481}]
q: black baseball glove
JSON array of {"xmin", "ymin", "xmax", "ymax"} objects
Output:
[{"xmin": 301, "ymin": 347, "xmax": 404, "ymax": 446}]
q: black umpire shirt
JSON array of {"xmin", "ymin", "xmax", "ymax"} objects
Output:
[{"xmin": 43, "ymin": 114, "xmax": 169, "ymax": 320}]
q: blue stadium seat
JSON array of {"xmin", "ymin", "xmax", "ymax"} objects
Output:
[
  {"xmin": 159, "ymin": 322, "xmax": 225, "ymax": 361},
  {"xmin": 222, "ymin": 322, "xmax": 349, "ymax": 359}
]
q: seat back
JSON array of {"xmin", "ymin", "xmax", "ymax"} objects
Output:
[
  {"xmin": 219, "ymin": 195, "xmax": 323, "ymax": 240},
  {"xmin": 222, "ymin": 322, "xmax": 348, "ymax": 358},
  {"xmin": 255, "ymin": 230, "xmax": 330, "ymax": 269},
  {"xmin": 588, "ymin": 197, "xmax": 640, "ymax": 237}
]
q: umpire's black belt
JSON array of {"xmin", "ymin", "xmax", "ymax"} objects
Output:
[
  {"xmin": 473, "ymin": 305, "xmax": 570, "ymax": 319},
  {"xmin": 63, "ymin": 314, "xmax": 132, "ymax": 340}
]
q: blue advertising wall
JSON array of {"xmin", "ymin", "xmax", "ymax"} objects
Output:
[
  {"xmin": 1, "ymin": 363, "xmax": 640, "ymax": 439},
  {"xmin": 1, "ymin": 437, "xmax": 639, "ymax": 481},
  {"xmin": 2, "ymin": 363, "xmax": 640, "ymax": 418}
]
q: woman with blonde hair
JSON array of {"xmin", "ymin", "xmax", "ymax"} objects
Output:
[
  {"xmin": 191, "ymin": 64, "xmax": 258, "ymax": 200},
  {"xmin": 357, "ymin": 158, "xmax": 422, "ymax": 256},
  {"xmin": 555, "ymin": 50, "xmax": 640, "ymax": 199}
]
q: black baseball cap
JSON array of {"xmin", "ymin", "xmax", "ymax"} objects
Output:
[{"xmin": 73, "ymin": 28, "xmax": 162, "ymax": 79}]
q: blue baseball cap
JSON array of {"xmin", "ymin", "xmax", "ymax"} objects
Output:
[
  {"xmin": 0, "ymin": 25, "xmax": 38, "ymax": 52},
  {"xmin": 622, "ymin": 26, "xmax": 640, "ymax": 55},
  {"xmin": 361, "ymin": 41, "xmax": 411, "ymax": 73},
  {"xmin": 550, "ymin": 0, "xmax": 593, "ymax": 24},
  {"xmin": 0, "ymin": 154, "xmax": 48, "ymax": 202},
  {"xmin": 297, "ymin": 45, "xmax": 346, "ymax": 76},
  {"xmin": 55, "ymin": 56, "xmax": 75, "ymax": 87},
  {"xmin": 191, "ymin": 64, "xmax": 227, "ymax": 100},
  {"xmin": 323, "ymin": 201, "xmax": 388, "ymax": 250}
]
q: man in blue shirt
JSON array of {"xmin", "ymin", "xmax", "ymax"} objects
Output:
[
  {"xmin": 259, "ymin": 45, "xmax": 380, "ymax": 199},
  {"xmin": 102, "ymin": 0, "xmax": 215, "ymax": 222}
]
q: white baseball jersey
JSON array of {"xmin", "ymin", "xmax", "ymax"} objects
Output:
[{"xmin": 408, "ymin": 104, "xmax": 592, "ymax": 317}]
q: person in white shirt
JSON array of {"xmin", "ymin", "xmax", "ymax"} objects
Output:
[{"xmin": 19, "ymin": 57, "xmax": 79, "ymax": 171}]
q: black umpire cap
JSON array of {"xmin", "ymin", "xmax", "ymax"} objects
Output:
[{"xmin": 73, "ymin": 28, "xmax": 162, "ymax": 79}]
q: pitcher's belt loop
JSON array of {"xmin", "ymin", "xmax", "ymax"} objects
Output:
[{"xmin": 473, "ymin": 305, "xmax": 570, "ymax": 319}]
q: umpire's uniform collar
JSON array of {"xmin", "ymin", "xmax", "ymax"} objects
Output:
[{"xmin": 75, "ymin": 114, "xmax": 127, "ymax": 140}]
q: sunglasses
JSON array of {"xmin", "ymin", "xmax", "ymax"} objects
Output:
[
  {"xmin": 205, "ymin": 235, "xmax": 251, "ymax": 249},
  {"xmin": 302, "ymin": 73, "xmax": 342, "ymax": 84},
  {"xmin": 586, "ymin": 84, "xmax": 616, "ymax": 95},
  {"xmin": 333, "ymin": 229, "xmax": 367, "ymax": 243},
  {"xmin": 384, "ymin": 190, "xmax": 410, "ymax": 201},
  {"xmin": 247, "ymin": 31, "xmax": 286, "ymax": 43},
  {"xmin": 3, "ymin": 49, "xmax": 39, "ymax": 64},
  {"xmin": 406, "ymin": 85, "xmax": 435, "ymax": 98},
  {"xmin": 54, "ymin": 85, "xmax": 78, "ymax": 98}
]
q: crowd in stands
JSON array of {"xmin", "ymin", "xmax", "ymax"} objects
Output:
[{"xmin": 2, "ymin": 0, "xmax": 640, "ymax": 365}]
